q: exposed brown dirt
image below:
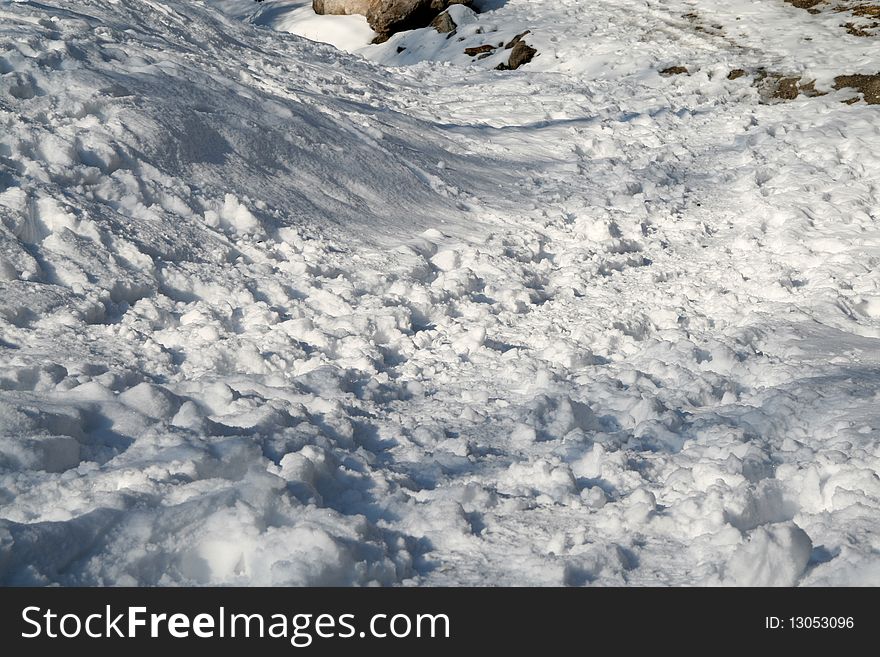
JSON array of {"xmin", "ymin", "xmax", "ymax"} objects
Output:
[
  {"xmin": 773, "ymin": 76, "xmax": 801, "ymax": 99},
  {"xmin": 713, "ymin": 4, "xmax": 880, "ymax": 105},
  {"xmin": 725, "ymin": 69, "xmax": 828, "ymax": 102},
  {"xmin": 843, "ymin": 20, "xmax": 879, "ymax": 36},
  {"xmin": 848, "ymin": 3, "xmax": 880, "ymax": 17},
  {"xmin": 833, "ymin": 73, "xmax": 880, "ymax": 103},
  {"xmin": 797, "ymin": 79, "xmax": 826, "ymax": 96}
]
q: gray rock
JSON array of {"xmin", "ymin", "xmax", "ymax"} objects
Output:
[{"xmin": 430, "ymin": 10, "xmax": 457, "ymax": 34}]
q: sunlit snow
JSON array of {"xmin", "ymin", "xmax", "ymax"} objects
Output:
[{"xmin": 1, "ymin": 0, "xmax": 878, "ymax": 586}]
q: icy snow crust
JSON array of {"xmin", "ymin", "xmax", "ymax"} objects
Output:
[{"xmin": 1, "ymin": 0, "xmax": 879, "ymax": 585}]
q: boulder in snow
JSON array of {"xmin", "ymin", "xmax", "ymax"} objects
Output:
[
  {"xmin": 496, "ymin": 39, "xmax": 537, "ymax": 71},
  {"xmin": 430, "ymin": 10, "xmax": 457, "ymax": 34},
  {"xmin": 367, "ymin": 0, "xmax": 472, "ymax": 42},
  {"xmin": 313, "ymin": 0, "xmax": 373, "ymax": 15}
]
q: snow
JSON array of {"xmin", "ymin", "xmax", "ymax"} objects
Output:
[
  {"xmin": 1, "ymin": 0, "xmax": 879, "ymax": 586},
  {"xmin": 247, "ymin": 1, "xmax": 376, "ymax": 53},
  {"xmin": 725, "ymin": 522, "xmax": 813, "ymax": 587}
]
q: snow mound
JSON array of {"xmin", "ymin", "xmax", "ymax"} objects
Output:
[
  {"xmin": 250, "ymin": 1, "xmax": 376, "ymax": 53},
  {"xmin": 725, "ymin": 522, "xmax": 812, "ymax": 587}
]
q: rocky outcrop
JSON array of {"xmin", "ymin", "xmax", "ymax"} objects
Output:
[
  {"xmin": 368, "ymin": 0, "xmax": 431, "ymax": 40},
  {"xmin": 314, "ymin": 0, "xmax": 476, "ymax": 42},
  {"xmin": 367, "ymin": 0, "xmax": 472, "ymax": 42},
  {"xmin": 313, "ymin": 0, "xmax": 373, "ymax": 15}
]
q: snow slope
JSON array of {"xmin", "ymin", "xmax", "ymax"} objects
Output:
[{"xmin": 1, "ymin": 0, "xmax": 879, "ymax": 586}]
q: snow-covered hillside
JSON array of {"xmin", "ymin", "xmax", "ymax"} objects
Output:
[{"xmin": 1, "ymin": 0, "xmax": 878, "ymax": 585}]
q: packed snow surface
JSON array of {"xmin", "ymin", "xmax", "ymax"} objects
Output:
[{"xmin": 1, "ymin": 0, "xmax": 879, "ymax": 585}]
